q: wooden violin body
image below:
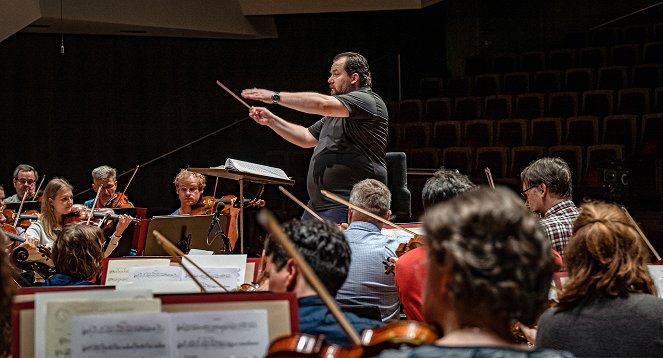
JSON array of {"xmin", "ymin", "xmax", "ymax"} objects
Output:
[
  {"xmin": 105, "ymin": 192, "xmax": 134, "ymax": 208},
  {"xmin": 2, "ymin": 208, "xmax": 39, "ymax": 230},
  {"xmin": 385, "ymin": 235, "xmax": 426, "ymax": 274},
  {"xmin": 266, "ymin": 321, "xmax": 438, "ymax": 357},
  {"xmin": 63, "ymin": 204, "xmax": 141, "ymax": 227},
  {"xmin": 11, "ymin": 244, "xmax": 55, "ymax": 279}
]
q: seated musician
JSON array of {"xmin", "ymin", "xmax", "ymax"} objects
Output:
[
  {"xmin": 263, "ymin": 219, "xmax": 383, "ymax": 346},
  {"xmin": 5, "ymin": 164, "xmax": 39, "ymax": 203},
  {"xmin": 23, "ymin": 178, "xmax": 130, "ymax": 249},
  {"xmin": 536, "ymin": 201, "xmax": 663, "ymax": 357},
  {"xmin": 0, "ymin": 231, "xmax": 14, "ymax": 357},
  {"xmin": 335, "ymin": 179, "xmax": 400, "ymax": 322},
  {"xmin": 392, "ymin": 168, "xmax": 477, "ymax": 322},
  {"xmin": 84, "ymin": 165, "xmax": 134, "ymax": 208},
  {"xmin": 379, "ymin": 187, "xmax": 573, "ymax": 358},
  {"xmin": 171, "ymin": 169, "xmax": 206, "ymax": 215},
  {"xmin": 42, "ymin": 224, "xmax": 104, "ymax": 286}
]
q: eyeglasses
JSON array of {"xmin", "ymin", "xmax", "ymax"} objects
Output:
[
  {"xmin": 520, "ymin": 185, "xmax": 538, "ymax": 200},
  {"xmin": 177, "ymin": 187, "xmax": 200, "ymax": 194},
  {"xmin": 16, "ymin": 178, "xmax": 35, "ymax": 185}
]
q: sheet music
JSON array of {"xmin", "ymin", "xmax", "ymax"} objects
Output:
[
  {"xmin": 45, "ymin": 298, "xmax": 161, "ymax": 358},
  {"xmin": 34, "ymin": 289, "xmax": 153, "ymax": 358},
  {"xmin": 172, "ymin": 310, "xmax": 269, "ymax": 358},
  {"xmin": 104, "ymin": 258, "xmax": 171, "ymax": 285},
  {"xmin": 182, "ymin": 254, "xmax": 247, "ymax": 288},
  {"xmin": 70, "ymin": 310, "xmax": 269, "ymax": 358},
  {"xmin": 648, "ymin": 265, "xmax": 663, "ymax": 298},
  {"xmin": 70, "ymin": 312, "xmax": 171, "ymax": 358},
  {"xmin": 127, "ymin": 266, "xmax": 183, "ymax": 282},
  {"xmin": 182, "ymin": 267, "xmax": 241, "ymax": 292},
  {"xmin": 380, "ymin": 226, "xmax": 425, "ymax": 244},
  {"xmin": 219, "ymin": 158, "xmax": 289, "ymax": 180},
  {"xmin": 115, "ymin": 281, "xmax": 202, "ymax": 294}
]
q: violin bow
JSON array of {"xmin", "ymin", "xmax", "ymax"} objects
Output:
[
  {"xmin": 216, "ymin": 80, "xmax": 252, "ymax": 109},
  {"xmin": 321, "ymin": 190, "xmax": 418, "ymax": 236},
  {"xmin": 212, "ymin": 176, "xmax": 220, "ymax": 198},
  {"xmin": 484, "ymin": 167, "xmax": 495, "ymax": 189},
  {"xmin": 32, "ymin": 176, "xmax": 46, "ymax": 201},
  {"xmin": 621, "ymin": 206, "xmax": 662, "ymax": 261},
  {"xmin": 257, "ymin": 209, "xmax": 362, "ymax": 345},
  {"xmin": 13, "ymin": 193, "xmax": 28, "ymax": 228},
  {"xmin": 153, "ymin": 230, "xmax": 230, "ymax": 293},
  {"xmin": 278, "ymin": 186, "xmax": 324, "ymax": 222},
  {"xmin": 111, "ymin": 165, "xmax": 139, "ymax": 208},
  {"xmin": 87, "ymin": 187, "xmax": 103, "ymax": 225}
]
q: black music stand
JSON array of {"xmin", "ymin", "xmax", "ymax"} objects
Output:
[
  {"xmin": 189, "ymin": 164, "xmax": 294, "ymax": 254},
  {"xmin": 143, "ymin": 214, "xmax": 229, "ymax": 256}
]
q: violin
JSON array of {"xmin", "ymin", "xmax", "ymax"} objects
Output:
[
  {"xmin": 266, "ymin": 321, "xmax": 438, "ymax": 357},
  {"xmin": 63, "ymin": 204, "xmax": 141, "ymax": 226},
  {"xmin": 384, "ymin": 234, "xmax": 426, "ymax": 275},
  {"xmin": 104, "ymin": 192, "xmax": 134, "ymax": 208},
  {"xmin": 11, "ymin": 244, "xmax": 55, "ymax": 279},
  {"xmin": 2, "ymin": 208, "xmax": 40, "ymax": 230}
]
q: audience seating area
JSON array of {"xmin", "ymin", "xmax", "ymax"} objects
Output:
[{"xmin": 392, "ymin": 22, "xmax": 663, "ymax": 215}]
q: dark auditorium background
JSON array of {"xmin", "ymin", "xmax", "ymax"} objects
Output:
[{"xmin": 2, "ymin": 0, "xmax": 662, "ymax": 253}]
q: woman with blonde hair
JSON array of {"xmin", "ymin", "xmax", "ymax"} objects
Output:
[
  {"xmin": 24, "ymin": 178, "xmax": 74, "ymax": 249},
  {"xmin": 536, "ymin": 201, "xmax": 663, "ymax": 357}
]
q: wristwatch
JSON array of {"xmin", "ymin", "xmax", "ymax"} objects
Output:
[{"xmin": 271, "ymin": 91, "xmax": 281, "ymax": 104}]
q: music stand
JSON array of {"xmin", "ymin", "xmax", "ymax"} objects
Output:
[
  {"xmin": 5, "ymin": 201, "xmax": 40, "ymax": 212},
  {"xmin": 104, "ymin": 207, "xmax": 137, "ymax": 258},
  {"xmin": 143, "ymin": 214, "xmax": 229, "ymax": 256},
  {"xmin": 189, "ymin": 165, "xmax": 294, "ymax": 254}
]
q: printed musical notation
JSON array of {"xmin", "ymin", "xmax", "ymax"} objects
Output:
[
  {"xmin": 70, "ymin": 310, "xmax": 269, "ymax": 358},
  {"xmin": 104, "ymin": 258, "xmax": 171, "ymax": 285}
]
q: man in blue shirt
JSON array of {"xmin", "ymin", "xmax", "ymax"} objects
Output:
[
  {"xmin": 335, "ymin": 179, "xmax": 400, "ymax": 322},
  {"xmin": 262, "ymin": 219, "xmax": 382, "ymax": 346}
]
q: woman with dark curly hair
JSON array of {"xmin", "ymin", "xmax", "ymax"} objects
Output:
[
  {"xmin": 380, "ymin": 187, "xmax": 573, "ymax": 357},
  {"xmin": 536, "ymin": 201, "xmax": 663, "ymax": 357},
  {"xmin": 0, "ymin": 231, "xmax": 16, "ymax": 357}
]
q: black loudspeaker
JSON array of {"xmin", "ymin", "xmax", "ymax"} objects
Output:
[{"xmin": 386, "ymin": 152, "xmax": 412, "ymax": 222}]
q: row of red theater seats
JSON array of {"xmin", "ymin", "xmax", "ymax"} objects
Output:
[
  {"xmin": 418, "ymin": 64, "xmax": 663, "ymax": 100},
  {"xmin": 388, "ymin": 114, "xmax": 663, "ymax": 158},
  {"xmin": 465, "ymin": 41, "xmax": 663, "ymax": 77},
  {"xmin": 390, "ymin": 88, "xmax": 663, "ymax": 122}
]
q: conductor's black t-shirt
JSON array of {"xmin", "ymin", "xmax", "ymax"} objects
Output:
[{"xmin": 307, "ymin": 87, "xmax": 388, "ymax": 211}]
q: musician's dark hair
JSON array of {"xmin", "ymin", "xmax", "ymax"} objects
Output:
[
  {"xmin": 264, "ymin": 219, "xmax": 350, "ymax": 296},
  {"xmin": 556, "ymin": 201, "xmax": 656, "ymax": 311},
  {"xmin": 52, "ymin": 224, "xmax": 104, "ymax": 281},
  {"xmin": 520, "ymin": 157, "xmax": 573, "ymax": 198},
  {"xmin": 334, "ymin": 52, "xmax": 372, "ymax": 87},
  {"xmin": 421, "ymin": 168, "xmax": 477, "ymax": 210},
  {"xmin": 424, "ymin": 187, "xmax": 554, "ymax": 341},
  {"xmin": 0, "ymin": 231, "xmax": 15, "ymax": 356},
  {"xmin": 13, "ymin": 164, "xmax": 39, "ymax": 182}
]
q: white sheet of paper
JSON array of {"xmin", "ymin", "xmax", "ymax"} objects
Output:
[
  {"xmin": 171, "ymin": 310, "xmax": 269, "ymax": 358},
  {"xmin": 70, "ymin": 312, "xmax": 171, "ymax": 358},
  {"xmin": 182, "ymin": 254, "xmax": 247, "ymax": 287},
  {"xmin": 381, "ymin": 226, "xmax": 425, "ymax": 244},
  {"xmin": 182, "ymin": 267, "xmax": 241, "ymax": 292},
  {"xmin": 104, "ymin": 259, "xmax": 171, "ymax": 285},
  {"xmin": 648, "ymin": 265, "xmax": 663, "ymax": 298},
  {"xmin": 115, "ymin": 281, "xmax": 202, "ymax": 294},
  {"xmin": 127, "ymin": 266, "xmax": 183, "ymax": 282},
  {"xmin": 188, "ymin": 249, "xmax": 214, "ymax": 255},
  {"xmin": 34, "ymin": 290, "xmax": 153, "ymax": 358},
  {"xmin": 45, "ymin": 298, "xmax": 161, "ymax": 358}
]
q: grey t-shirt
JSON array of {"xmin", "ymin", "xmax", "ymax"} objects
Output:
[
  {"xmin": 537, "ymin": 293, "xmax": 663, "ymax": 358},
  {"xmin": 307, "ymin": 87, "xmax": 388, "ymax": 211},
  {"xmin": 379, "ymin": 344, "xmax": 575, "ymax": 358}
]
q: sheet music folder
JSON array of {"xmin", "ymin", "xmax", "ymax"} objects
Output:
[
  {"xmin": 189, "ymin": 159, "xmax": 294, "ymax": 186},
  {"xmin": 143, "ymin": 214, "xmax": 228, "ymax": 256}
]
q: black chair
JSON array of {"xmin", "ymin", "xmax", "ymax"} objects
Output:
[{"xmin": 386, "ymin": 152, "xmax": 411, "ymax": 222}]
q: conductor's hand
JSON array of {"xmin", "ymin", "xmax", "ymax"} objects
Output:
[
  {"xmin": 241, "ymin": 88, "xmax": 274, "ymax": 104},
  {"xmin": 248, "ymin": 107, "xmax": 276, "ymax": 126}
]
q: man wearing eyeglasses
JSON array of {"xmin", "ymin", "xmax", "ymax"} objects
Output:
[
  {"xmin": 5, "ymin": 164, "xmax": 39, "ymax": 203},
  {"xmin": 520, "ymin": 157, "xmax": 579, "ymax": 259}
]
